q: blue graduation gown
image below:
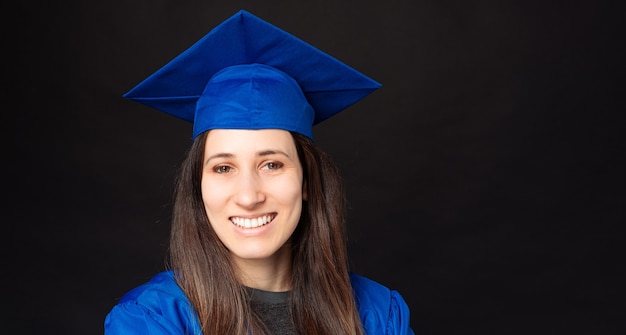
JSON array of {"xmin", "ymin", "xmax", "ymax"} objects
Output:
[{"xmin": 105, "ymin": 270, "xmax": 415, "ymax": 334}]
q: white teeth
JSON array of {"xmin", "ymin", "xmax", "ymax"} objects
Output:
[{"xmin": 230, "ymin": 215, "xmax": 274, "ymax": 228}]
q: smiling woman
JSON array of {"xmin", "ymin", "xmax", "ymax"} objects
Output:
[
  {"xmin": 104, "ymin": 9, "xmax": 415, "ymax": 335},
  {"xmin": 200, "ymin": 129, "xmax": 304, "ymax": 284}
]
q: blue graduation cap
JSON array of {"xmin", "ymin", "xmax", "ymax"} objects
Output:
[{"xmin": 124, "ymin": 10, "xmax": 381, "ymax": 140}]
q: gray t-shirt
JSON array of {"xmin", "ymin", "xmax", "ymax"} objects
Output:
[{"xmin": 248, "ymin": 287, "xmax": 295, "ymax": 335}]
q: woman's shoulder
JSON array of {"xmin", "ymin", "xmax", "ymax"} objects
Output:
[
  {"xmin": 350, "ymin": 272, "xmax": 415, "ymax": 335},
  {"xmin": 115, "ymin": 270, "xmax": 184, "ymax": 303},
  {"xmin": 350, "ymin": 272, "xmax": 394, "ymax": 301},
  {"xmin": 104, "ymin": 270, "xmax": 201, "ymax": 334}
]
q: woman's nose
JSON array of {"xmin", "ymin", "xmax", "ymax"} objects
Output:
[{"xmin": 234, "ymin": 172, "xmax": 266, "ymax": 208}]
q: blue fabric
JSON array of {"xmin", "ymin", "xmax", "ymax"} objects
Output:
[
  {"xmin": 105, "ymin": 271, "xmax": 415, "ymax": 334},
  {"xmin": 123, "ymin": 10, "xmax": 381, "ymax": 140},
  {"xmin": 194, "ymin": 64, "xmax": 316, "ymax": 139}
]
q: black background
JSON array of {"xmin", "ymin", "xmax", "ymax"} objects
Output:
[{"xmin": 5, "ymin": 1, "xmax": 625, "ymax": 334}]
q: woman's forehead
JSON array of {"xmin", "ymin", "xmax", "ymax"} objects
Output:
[{"xmin": 204, "ymin": 129, "xmax": 297, "ymax": 154}]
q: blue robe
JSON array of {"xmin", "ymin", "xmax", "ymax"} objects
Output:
[{"xmin": 105, "ymin": 270, "xmax": 415, "ymax": 334}]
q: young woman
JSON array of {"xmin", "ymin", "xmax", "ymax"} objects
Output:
[{"xmin": 105, "ymin": 10, "xmax": 415, "ymax": 335}]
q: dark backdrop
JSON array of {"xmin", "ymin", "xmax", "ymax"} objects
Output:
[{"xmin": 5, "ymin": 1, "xmax": 625, "ymax": 334}]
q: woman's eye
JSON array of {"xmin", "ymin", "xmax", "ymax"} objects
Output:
[
  {"xmin": 262, "ymin": 162, "xmax": 283, "ymax": 170},
  {"xmin": 214, "ymin": 165, "xmax": 233, "ymax": 174}
]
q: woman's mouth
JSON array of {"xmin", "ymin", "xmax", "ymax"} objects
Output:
[{"xmin": 229, "ymin": 214, "xmax": 276, "ymax": 228}]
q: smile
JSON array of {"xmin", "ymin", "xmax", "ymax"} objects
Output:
[{"xmin": 229, "ymin": 214, "xmax": 276, "ymax": 228}]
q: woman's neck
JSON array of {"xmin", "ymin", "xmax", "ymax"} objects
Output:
[{"xmin": 233, "ymin": 244, "xmax": 293, "ymax": 292}]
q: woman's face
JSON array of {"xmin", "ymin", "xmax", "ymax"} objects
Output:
[{"xmin": 201, "ymin": 129, "xmax": 305, "ymax": 266}]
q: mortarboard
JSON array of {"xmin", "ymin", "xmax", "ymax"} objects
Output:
[{"xmin": 124, "ymin": 9, "xmax": 381, "ymax": 140}]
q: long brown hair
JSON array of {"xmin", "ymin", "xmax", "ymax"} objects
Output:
[{"xmin": 168, "ymin": 131, "xmax": 363, "ymax": 334}]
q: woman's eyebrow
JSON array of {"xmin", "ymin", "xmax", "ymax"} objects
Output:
[
  {"xmin": 204, "ymin": 152, "xmax": 233, "ymax": 165},
  {"xmin": 258, "ymin": 150, "xmax": 290, "ymax": 158},
  {"xmin": 204, "ymin": 150, "xmax": 290, "ymax": 165}
]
